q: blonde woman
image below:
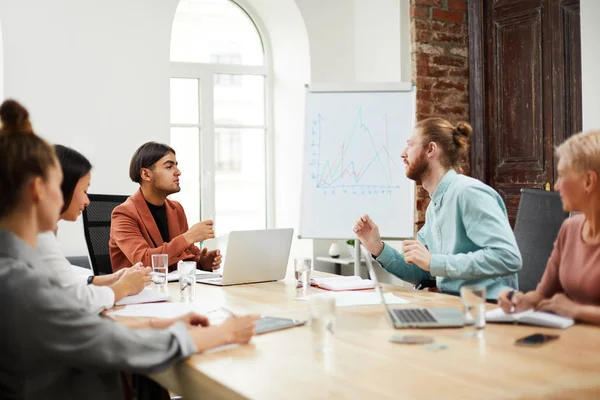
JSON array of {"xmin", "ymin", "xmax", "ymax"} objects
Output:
[{"xmin": 499, "ymin": 130, "xmax": 600, "ymax": 324}]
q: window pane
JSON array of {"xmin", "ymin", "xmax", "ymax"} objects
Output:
[
  {"xmin": 215, "ymin": 128, "xmax": 266, "ymax": 235},
  {"xmin": 171, "ymin": 0, "xmax": 264, "ymax": 66},
  {"xmin": 170, "ymin": 127, "xmax": 201, "ymax": 225},
  {"xmin": 214, "ymin": 75, "xmax": 264, "ymax": 125},
  {"xmin": 170, "ymin": 78, "xmax": 199, "ymax": 124}
]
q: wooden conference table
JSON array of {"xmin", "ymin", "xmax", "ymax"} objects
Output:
[{"xmin": 120, "ymin": 273, "xmax": 600, "ymax": 399}]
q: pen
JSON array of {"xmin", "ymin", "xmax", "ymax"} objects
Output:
[
  {"xmin": 507, "ymin": 289, "xmax": 515, "ymax": 313},
  {"xmin": 221, "ymin": 306, "xmax": 239, "ymax": 317}
]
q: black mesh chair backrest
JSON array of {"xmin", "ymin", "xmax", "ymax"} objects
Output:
[
  {"xmin": 513, "ymin": 189, "xmax": 568, "ymax": 292},
  {"xmin": 82, "ymin": 194, "xmax": 129, "ymax": 276}
]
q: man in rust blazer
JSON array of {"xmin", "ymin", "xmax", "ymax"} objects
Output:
[{"xmin": 109, "ymin": 142, "xmax": 221, "ymax": 272}]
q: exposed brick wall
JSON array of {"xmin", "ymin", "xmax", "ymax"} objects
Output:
[{"xmin": 410, "ymin": 0, "xmax": 469, "ymax": 232}]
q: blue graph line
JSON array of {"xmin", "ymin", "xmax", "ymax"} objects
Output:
[{"xmin": 313, "ymin": 108, "xmax": 402, "ymax": 190}]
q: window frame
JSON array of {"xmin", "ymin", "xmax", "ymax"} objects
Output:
[{"xmin": 169, "ymin": 0, "xmax": 274, "ymax": 230}]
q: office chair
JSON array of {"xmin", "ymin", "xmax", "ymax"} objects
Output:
[
  {"xmin": 513, "ymin": 188, "xmax": 568, "ymax": 292},
  {"xmin": 82, "ymin": 194, "xmax": 129, "ymax": 276}
]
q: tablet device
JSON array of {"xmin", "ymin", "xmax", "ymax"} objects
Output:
[{"xmin": 255, "ymin": 316, "xmax": 307, "ymax": 335}]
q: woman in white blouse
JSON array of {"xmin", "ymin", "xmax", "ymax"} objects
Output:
[{"xmin": 36, "ymin": 145, "xmax": 150, "ymax": 313}]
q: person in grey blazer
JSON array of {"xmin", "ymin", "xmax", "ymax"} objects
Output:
[{"xmin": 0, "ymin": 130, "xmax": 258, "ymax": 399}]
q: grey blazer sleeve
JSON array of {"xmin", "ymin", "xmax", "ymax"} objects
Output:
[{"xmin": 25, "ymin": 276, "xmax": 197, "ymax": 374}]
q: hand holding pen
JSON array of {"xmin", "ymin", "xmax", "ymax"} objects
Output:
[
  {"xmin": 498, "ymin": 289, "xmax": 535, "ymax": 314},
  {"xmin": 218, "ymin": 307, "xmax": 260, "ymax": 344}
]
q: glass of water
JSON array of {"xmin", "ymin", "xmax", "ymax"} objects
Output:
[
  {"xmin": 309, "ymin": 295, "xmax": 336, "ymax": 352},
  {"xmin": 178, "ymin": 261, "xmax": 196, "ymax": 302},
  {"xmin": 294, "ymin": 257, "xmax": 312, "ymax": 295},
  {"xmin": 460, "ymin": 285, "xmax": 487, "ymax": 337},
  {"xmin": 151, "ymin": 254, "xmax": 168, "ymax": 289}
]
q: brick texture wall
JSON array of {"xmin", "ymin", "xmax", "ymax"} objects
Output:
[{"xmin": 410, "ymin": 0, "xmax": 469, "ymax": 231}]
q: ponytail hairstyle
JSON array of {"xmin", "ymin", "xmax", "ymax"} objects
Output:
[
  {"xmin": 0, "ymin": 133, "xmax": 57, "ymax": 219},
  {"xmin": 0, "ymin": 99, "xmax": 34, "ymax": 134},
  {"xmin": 415, "ymin": 117, "xmax": 472, "ymax": 171}
]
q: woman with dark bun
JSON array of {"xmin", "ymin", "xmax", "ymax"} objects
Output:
[
  {"xmin": 354, "ymin": 118, "xmax": 522, "ymax": 300},
  {"xmin": 0, "ymin": 99, "xmax": 34, "ymax": 134}
]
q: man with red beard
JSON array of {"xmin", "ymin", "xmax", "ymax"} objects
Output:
[{"xmin": 354, "ymin": 118, "xmax": 521, "ymax": 300}]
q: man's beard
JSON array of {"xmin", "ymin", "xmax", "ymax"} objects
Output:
[
  {"xmin": 405, "ymin": 151, "xmax": 429, "ymax": 182},
  {"xmin": 154, "ymin": 182, "xmax": 181, "ymax": 197}
]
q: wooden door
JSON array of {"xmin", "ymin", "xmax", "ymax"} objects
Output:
[{"xmin": 469, "ymin": 0, "xmax": 582, "ymax": 226}]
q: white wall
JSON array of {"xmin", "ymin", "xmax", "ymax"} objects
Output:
[
  {"xmin": 294, "ymin": 0, "xmax": 407, "ymax": 83},
  {"xmin": 294, "ymin": 0, "xmax": 355, "ymax": 82},
  {"xmin": 353, "ymin": 0, "xmax": 402, "ymax": 82},
  {"xmin": 0, "ymin": 0, "xmax": 179, "ymax": 256},
  {"xmin": 580, "ymin": 0, "xmax": 600, "ymax": 131}
]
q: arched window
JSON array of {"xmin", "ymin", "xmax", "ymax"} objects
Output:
[{"xmin": 169, "ymin": 0, "xmax": 270, "ymax": 241}]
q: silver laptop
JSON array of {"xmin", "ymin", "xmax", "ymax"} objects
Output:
[
  {"xmin": 362, "ymin": 245, "xmax": 464, "ymax": 328},
  {"xmin": 197, "ymin": 228, "xmax": 294, "ymax": 286}
]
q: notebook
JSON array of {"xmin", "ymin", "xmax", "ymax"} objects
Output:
[
  {"xmin": 310, "ymin": 276, "xmax": 375, "ymax": 291},
  {"xmin": 115, "ymin": 287, "xmax": 171, "ymax": 306},
  {"xmin": 485, "ymin": 308, "xmax": 575, "ymax": 329}
]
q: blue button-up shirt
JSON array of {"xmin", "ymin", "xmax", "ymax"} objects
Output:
[{"xmin": 376, "ymin": 169, "xmax": 521, "ymax": 299}]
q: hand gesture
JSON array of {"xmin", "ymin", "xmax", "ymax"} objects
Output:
[
  {"xmin": 104, "ymin": 261, "xmax": 142, "ymax": 285},
  {"xmin": 152, "ymin": 312, "xmax": 211, "ymax": 330},
  {"xmin": 184, "ymin": 220, "xmax": 215, "ymax": 244},
  {"xmin": 118, "ymin": 265, "xmax": 151, "ymax": 296},
  {"xmin": 197, "ymin": 248, "xmax": 222, "ymax": 271},
  {"xmin": 352, "ymin": 214, "xmax": 384, "ymax": 256},
  {"xmin": 402, "ymin": 240, "xmax": 431, "ymax": 271},
  {"xmin": 536, "ymin": 293, "xmax": 579, "ymax": 319}
]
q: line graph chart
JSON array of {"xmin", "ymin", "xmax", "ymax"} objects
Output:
[
  {"xmin": 309, "ymin": 107, "xmax": 405, "ymax": 194},
  {"xmin": 300, "ymin": 87, "xmax": 415, "ymax": 239}
]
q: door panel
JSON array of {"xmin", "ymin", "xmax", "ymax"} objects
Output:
[{"xmin": 469, "ymin": 0, "xmax": 581, "ymax": 226}]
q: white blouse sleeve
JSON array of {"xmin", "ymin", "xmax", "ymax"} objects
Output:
[{"xmin": 36, "ymin": 232, "xmax": 115, "ymax": 314}]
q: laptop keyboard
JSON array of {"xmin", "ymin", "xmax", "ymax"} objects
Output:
[{"xmin": 392, "ymin": 308, "xmax": 437, "ymax": 324}]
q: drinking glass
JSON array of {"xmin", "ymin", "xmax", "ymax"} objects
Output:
[
  {"xmin": 460, "ymin": 285, "xmax": 486, "ymax": 337},
  {"xmin": 178, "ymin": 261, "xmax": 196, "ymax": 302},
  {"xmin": 294, "ymin": 257, "xmax": 312, "ymax": 296},
  {"xmin": 151, "ymin": 254, "xmax": 168, "ymax": 289},
  {"xmin": 309, "ymin": 295, "xmax": 336, "ymax": 352}
]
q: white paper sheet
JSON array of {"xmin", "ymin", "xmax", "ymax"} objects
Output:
[
  {"xmin": 108, "ymin": 302, "xmax": 218, "ymax": 318},
  {"xmin": 297, "ymin": 291, "xmax": 410, "ymax": 307},
  {"xmin": 114, "ymin": 287, "xmax": 171, "ymax": 306}
]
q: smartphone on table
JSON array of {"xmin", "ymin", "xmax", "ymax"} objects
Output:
[{"xmin": 515, "ymin": 333, "xmax": 559, "ymax": 347}]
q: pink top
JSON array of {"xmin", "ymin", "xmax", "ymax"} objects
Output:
[{"xmin": 537, "ymin": 214, "xmax": 600, "ymax": 305}]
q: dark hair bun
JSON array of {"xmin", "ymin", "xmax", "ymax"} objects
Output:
[
  {"xmin": 0, "ymin": 99, "xmax": 33, "ymax": 134},
  {"xmin": 453, "ymin": 121, "xmax": 472, "ymax": 150}
]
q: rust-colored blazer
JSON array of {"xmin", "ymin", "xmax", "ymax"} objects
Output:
[{"xmin": 109, "ymin": 189, "xmax": 201, "ymax": 272}]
